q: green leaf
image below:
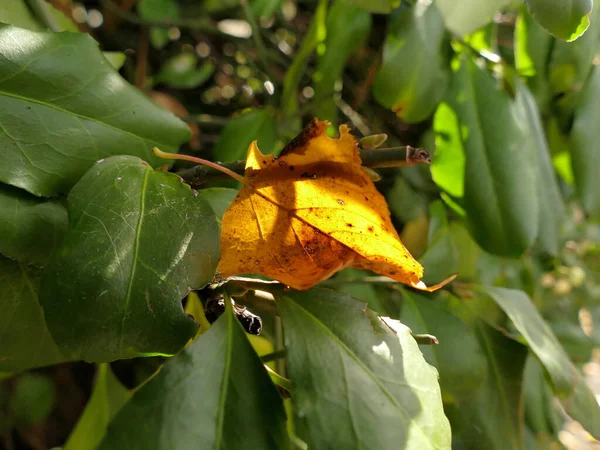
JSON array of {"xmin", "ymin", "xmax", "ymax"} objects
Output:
[
  {"xmin": 137, "ymin": 0, "xmax": 179, "ymax": 49},
  {"xmin": 9, "ymin": 373, "xmax": 56, "ymax": 426},
  {"xmin": 373, "ymin": 2, "xmax": 449, "ymax": 123},
  {"xmin": 64, "ymin": 364, "xmax": 131, "ymax": 450},
  {"xmin": 446, "ymin": 320, "xmax": 527, "ymax": 450},
  {"xmin": 98, "ymin": 306, "xmax": 290, "ymax": 450},
  {"xmin": 431, "ymin": 102, "xmax": 466, "ymax": 198},
  {"xmin": 212, "ymin": 109, "xmax": 277, "ymax": 162},
  {"xmin": 399, "ymin": 290, "xmax": 487, "ymax": 402},
  {"xmin": 0, "ymin": 24, "xmax": 191, "ymax": 197},
  {"xmin": 196, "ymin": 187, "xmax": 237, "ymax": 222},
  {"xmin": 0, "ymin": 0, "xmax": 42, "ymax": 30},
  {"xmin": 0, "ymin": 256, "xmax": 66, "ymax": 372},
  {"xmin": 479, "ymin": 286, "xmax": 600, "ymax": 438},
  {"xmin": 571, "ymin": 66, "xmax": 600, "ymax": 219},
  {"xmin": 514, "ymin": 10, "xmax": 554, "ymax": 112},
  {"xmin": 278, "ymin": 288, "xmax": 451, "ymax": 450},
  {"xmin": 0, "ymin": 184, "xmax": 67, "ymax": 267},
  {"xmin": 312, "ymin": 0, "xmax": 371, "ymax": 123},
  {"xmin": 514, "ymin": 81, "xmax": 565, "ymax": 255},
  {"xmin": 103, "ymin": 52, "xmax": 127, "ymax": 71},
  {"xmin": 40, "ymin": 156, "xmax": 220, "ymax": 362},
  {"xmin": 524, "ymin": 0, "xmax": 592, "ymax": 41},
  {"xmin": 523, "ymin": 355, "xmax": 562, "ymax": 436},
  {"xmin": 281, "ymin": 0, "xmax": 327, "ymax": 117},
  {"xmin": 418, "ymin": 201, "xmax": 459, "ymax": 285},
  {"xmin": 349, "ymin": 0, "xmax": 400, "ymax": 14},
  {"xmin": 445, "ymin": 58, "xmax": 538, "ymax": 257},
  {"xmin": 252, "ymin": 0, "xmax": 284, "ymax": 18},
  {"xmin": 155, "ymin": 53, "xmax": 215, "ymax": 89},
  {"xmin": 436, "ymin": 0, "xmax": 510, "ymax": 37}
]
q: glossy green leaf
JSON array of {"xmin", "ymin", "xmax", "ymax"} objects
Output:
[
  {"xmin": 548, "ymin": 4, "xmax": 600, "ymax": 105},
  {"xmin": 103, "ymin": 52, "xmax": 127, "ymax": 71},
  {"xmin": 418, "ymin": 201, "xmax": 459, "ymax": 285},
  {"xmin": 524, "ymin": 0, "xmax": 592, "ymax": 41},
  {"xmin": 281, "ymin": 0, "xmax": 327, "ymax": 117},
  {"xmin": 446, "ymin": 58, "xmax": 538, "ymax": 257},
  {"xmin": 312, "ymin": 1, "xmax": 371, "ymax": 123},
  {"xmin": 0, "ymin": 184, "xmax": 67, "ymax": 267},
  {"xmin": 212, "ymin": 109, "xmax": 277, "ymax": 162},
  {"xmin": 400, "ymin": 290, "xmax": 486, "ymax": 402},
  {"xmin": 155, "ymin": 53, "xmax": 215, "ymax": 89},
  {"xmin": 479, "ymin": 286, "xmax": 600, "ymax": 437},
  {"xmin": 64, "ymin": 364, "xmax": 132, "ymax": 450},
  {"xmin": 571, "ymin": 66, "xmax": 600, "ymax": 218},
  {"xmin": 436, "ymin": 0, "xmax": 510, "ymax": 36},
  {"xmin": 98, "ymin": 306, "xmax": 290, "ymax": 450},
  {"xmin": 196, "ymin": 187, "xmax": 238, "ymax": 222},
  {"xmin": 514, "ymin": 81, "xmax": 565, "ymax": 255},
  {"xmin": 432, "ymin": 102, "xmax": 465, "ymax": 198},
  {"xmin": 0, "ymin": 24, "xmax": 191, "ymax": 197},
  {"xmin": 0, "ymin": 256, "xmax": 66, "ymax": 372},
  {"xmin": 446, "ymin": 320, "xmax": 527, "ymax": 450},
  {"xmin": 278, "ymin": 288, "xmax": 451, "ymax": 450},
  {"xmin": 137, "ymin": 0, "xmax": 179, "ymax": 49},
  {"xmin": 514, "ymin": 10, "xmax": 554, "ymax": 111},
  {"xmin": 40, "ymin": 156, "xmax": 220, "ymax": 362},
  {"xmin": 9, "ymin": 373, "xmax": 56, "ymax": 426},
  {"xmin": 373, "ymin": 2, "xmax": 449, "ymax": 123},
  {"xmin": 523, "ymin": 355, "xmax": 562, "ymax": 436}
]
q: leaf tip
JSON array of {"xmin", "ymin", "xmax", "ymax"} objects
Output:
[{"xmin": 410, "ymin": 273, "xmax": 457, "ymax": 292}]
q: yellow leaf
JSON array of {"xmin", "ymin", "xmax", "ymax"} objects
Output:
[{"xmin": 218, "ymin": 119, "xmax": 454, "ymax": 291}]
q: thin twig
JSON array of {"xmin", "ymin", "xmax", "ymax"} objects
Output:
[
  {"xmin": 176, "ymin": 146, "xmax": 431, "ymax": 186},
  {"xmin": 26, "ymin": 0, "xmax": 61, "ymax": 31},
  {"xmin": 100, "ymin": 0, "xmax": 221, "ymax": 33},
  {"xmin": 240, "ymin": 0, "xmax": 275, "ymax": 81}
]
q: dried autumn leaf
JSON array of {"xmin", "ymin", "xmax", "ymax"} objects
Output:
[{"xmin": 217, "ymin": 119, "xmax": 453, "ymax": 291}]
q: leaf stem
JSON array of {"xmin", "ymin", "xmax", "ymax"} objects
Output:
[
  {"xmin": 261, "ymin": 349, "xmax": 287, "ymax": 363},
  {"xmin": 153, "ymin": 147, "xmax": 246, "ymax": 184},
  {"xmin": 239, "ymin": 0, "xmax": 275, "ymax": 81},
  {"xmin": 176, "ymin": 146, "xmax": 431, "ymax": 186},
  {"xmin": 265, "ymin": 365, "xmax": 293, "ymax": 393}
]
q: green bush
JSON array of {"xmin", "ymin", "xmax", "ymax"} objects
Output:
[{"xmin": 1, "ymin": 0, "xmax": 599, "ymax": 449}]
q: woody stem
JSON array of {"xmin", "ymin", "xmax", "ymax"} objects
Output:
[{"xmin": 177, "ymin": 146, "xmax": 431, "ymax": 187}]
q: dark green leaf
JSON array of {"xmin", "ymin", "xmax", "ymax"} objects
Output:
[
  {"xmin": 278, "ymin": 288, "xmax": 451, "ymax": 450},
  {"xmin": 212, "ymin": 109, "xmax": 277, "ymax": 162},
  {"xmin": 514, "ymin": 81, "xmax": 565, "ymax": 255},
  {"xmin": 399, "ymin": 290, "xmax": 486, "ymax": 402},
  {"xmin": 196, "ymin": 187, "xmax": 238, "ymax": 222},
  {"xmin": 571, "ymin": 66, "xmax": 600, "ymax": 219},
  {"xmin": 523, "ymin": 355, "xmax": 562, "ymax": 436},
  {"xmin": 514, "ymin": 10, "xmax": 554, "ymax": 113},
  {"xmin": 0, "ymin": 184, "xmax": 67, "ymax": 267},
  {"xmin": 446, "ymin": 320, "xmax": 527, "ymax": 450},
  {"xmin": 524, "ymin": 0, "xmax": 592, "ymax": 41},
  {"xmin": 155, "ymin": 53, "xmax": 215, "ymax": 89},
  {"xmin": 252, "ymin": 0, "xmax": 284, "ymax": 18},
  {"xmin": 373, "ymin": 2, "xmax": 449, "ymax": 123},
  {"xmin": 0, "ymin": 24, "xmax": 191, "ymax": 197},
  {"xmin": 9, "ymin": 373, "xmax": 56, "ymax": 426},
  {"xmin": 98, "ymin": 307, "xmax": 289, "ymax": 450},
  {"xmin": 64, "ymin": 364, "xmax": 131, "ymax": 450},
  {"xmin": 312, "ymin": 1, "xmax": 371, "ymax": 123},
  {"xmin": 40, "ymin": 156, "xmax": 220, "ymax": 362},
  {"xmin": 137, "ymin": 0, "xmax": 179, "ymax": 49},
  {"xmin": 0, "ymin": 256, "xmax": 66, "ymax": 372},
  {"xmin": 348, "ymin": 0, "xmax": 399, "ymax": 14},
  {"xmin": 436, "ymin": 0, "xmax": 510, "ymax": 36},
  {"xmin": 479, "ymin": 286, "xmax": 600, "ymax": 438},
  {"xmin": 445, "ymin": 58, "xmax": 538, "ymax": 257}
]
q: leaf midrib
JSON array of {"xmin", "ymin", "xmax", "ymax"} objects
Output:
[{"xmin": 118, "ymin": 167, "xmax": 150, "ymax": 355}]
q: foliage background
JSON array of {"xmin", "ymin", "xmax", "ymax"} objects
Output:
[{"xmin": 1, "ymin": 0, "xmax": 600, "ymax": 449}]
